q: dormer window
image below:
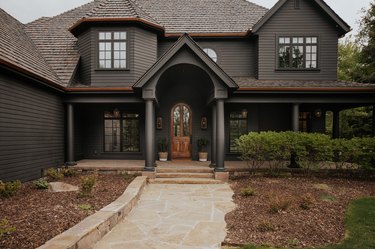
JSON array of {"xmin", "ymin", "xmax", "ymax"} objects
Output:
[
  {"xmin": 278, "ymin": 36, "xmax": 318, "ymax": 69},
  {"xmin": 98, "ymin": 31, "xmax": 127, "ymax": 69}
]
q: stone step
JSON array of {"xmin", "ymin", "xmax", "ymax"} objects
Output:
[
  {"xmin": 156, "ymin": 167, "xmax": 213, "ymax": 174},
  {"xmin": 156, "ymin": 172, "xmax": 214, "ymax": 179},
  {"xmin": 150, "ymin": 178, "xmax": 223, "ymax": 184}
]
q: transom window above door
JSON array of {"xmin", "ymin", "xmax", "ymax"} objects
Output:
[
  {"xmin": 278, "ymin": 36, "xmax": 318, "ymax": 69},
  {"xmin": 98, "ymin": 31, "xmax": 127, "ymax": 69},
  {"xmin": 203, "ymin": 48, "xmax": 218, "ymax": 62}
]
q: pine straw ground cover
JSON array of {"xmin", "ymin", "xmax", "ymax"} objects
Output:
[
  {"xmin": 225, "ymin": 176, "xmax": 375, "ymax": 248},
  {"xmin": 0, "ymin": 174, "xmax": 136, "ymax": 249}
]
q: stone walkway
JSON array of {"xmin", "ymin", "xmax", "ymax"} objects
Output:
[{"xmin": 94, "ymin": 184, "xmax": 235, "ymax": 249}]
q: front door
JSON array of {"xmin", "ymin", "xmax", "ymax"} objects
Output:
[{"xmin": 171, "ymin": 103, "xmax": 192, "ymax": 159}]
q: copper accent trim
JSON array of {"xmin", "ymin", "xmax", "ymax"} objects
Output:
[
  {"xmin": 65, "ymin": 87, "xmax": 133, "ymax": 92},
  {"xmin": 164, "ymin": 30, "xmax": 251, "ymax": 38},
  {"xmin": 237, "ymin": 87, "xmax": 375, "ymax": 92}
]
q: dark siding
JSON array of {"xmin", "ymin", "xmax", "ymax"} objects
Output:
[
  {"xmin": 77, "ymin": 29, "xmax": 92, "ymax": 84},
  {"xmin": 158, "ymin": 39, "xmax": 256, "ymax": 78},
  {"xmin": 0, "ymin": 72, "xmax": 64, "ymax": 182},
  {"xmin": 134, "ymin": 28, "xmax": 157, "ymax": 79},
  {"xmin": 257, "ymin": 0, "xmax": 339, "ymax": 80}
]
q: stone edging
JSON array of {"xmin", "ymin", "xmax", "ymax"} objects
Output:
[{"xmin": 37, "ymin": 176, "xmax": 148, "ymax": 249}]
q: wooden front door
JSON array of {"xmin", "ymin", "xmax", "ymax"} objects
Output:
[{"xmin": 171, "ymin": 103, "xmax": 192, "ymax": 159}]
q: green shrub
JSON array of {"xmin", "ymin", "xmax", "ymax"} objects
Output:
[
  {"xmin": 78, "ymin": 204, "xmax": 93, "ymax": 211},
  {"xmin": 0, "ymin": 219, "xmax": 16, "ymax": 237},
  {"xmin": 34, "ymin": 178, "xmax": 49, "ymax": 190},
  {"xmin": 241, "ymin": 187, "xmax": 255, "ymax": 196},
  {"xmin": 61, "ymin": 167, "xmax": 78, "ymax": 177},
  {"xmin": 79, "ymin": 174, "xmax": 97, "ymax": 196},
  {"xmin": 321, "ymin": 194, "xmax": 337, "ymax": 202},
  {"xmin": 352, "ymin": 137, "xmax": 375, "ymax": 170},
  {"xmin": 0, "ymin": 180, "xmax": 22, "ymax": 198},
  {"xmin": 45, "ymin": 168, "xmax": 63, "ymax": 180},
  {"xmin": 197, "ymin": 138, "xmax": 209, "ymax": 152}
]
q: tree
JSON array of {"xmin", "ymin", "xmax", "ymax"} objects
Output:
[
  {"xmin": 357, "ymin": 1, "xmax": 375, "ymax": 83},
  {"xmin": 338, "ymin": 38, "xmax": 364, "ymax": 82}
]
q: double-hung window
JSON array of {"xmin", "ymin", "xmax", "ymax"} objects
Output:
[
  {"xmin": 278, "ymin": 36, "xmax": 318, "ymax": 69},
  {"xmin": 229, "ymin": 111, "xmax": 248, "ymax": 153},
  {"xmin": 98, "ymin": 31, "xmax": 127, "ymax": 69}
]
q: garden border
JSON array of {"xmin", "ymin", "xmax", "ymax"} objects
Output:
[{"xmin": 37, "ymin": 176, "xmax": 148, "ymax": 249}]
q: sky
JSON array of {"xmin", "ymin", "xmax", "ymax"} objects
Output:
[{"xmin": 0, "ymin": 0, "xmax": 372, "ymax": 37}]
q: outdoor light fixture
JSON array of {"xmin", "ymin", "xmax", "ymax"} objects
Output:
[
  {"xmin": 241, "ymin": 109, "xmax": 248, "ymax": 118},
  {"xmin": 201, "ymin": 117, "xmax": 207, "ymax": 130},
  {"xmin": 113, "ymin": 108, "xmax": 120, "ymax": 118},
  {"xmin": 314, "ymin": 109, "xmax": 322, "ymax": 118}
]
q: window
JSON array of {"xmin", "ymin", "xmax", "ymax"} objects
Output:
[
  {"xmin": 104, "ymin": 110, "xmax": 140, "ymax": 152},
  {"xmin": 203, "ymin": 48, "xmax": 218, "ymax": 62},
  {"xmin": 299, "ymin": 112, "xmax": 311, "ymax": 132},
  {"xmin": 98, "ymin": 31, "xmax": 127, "ymax": 69},
  {"xmin": 229, "ymin": 110, "xmax": 248, "ymax": 153},
  {"xmin": 278, "ymin": 36, "xmax": 318, "ymax": 69}
]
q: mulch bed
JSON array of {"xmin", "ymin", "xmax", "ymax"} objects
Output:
[
  {"xmin": 225, "ymin": 176, "xmax": 375, "ymax": 248},
  {"xmin": 0, "ymin": 174, "xmax": 135, "ymax": 249}
]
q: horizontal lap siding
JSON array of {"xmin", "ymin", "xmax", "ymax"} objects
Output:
[
  {"xmin": 77, "ymin": 30, "xmax": 92, "ymax": 84},
  {"xmin": 158, "ymin": 39, "xmax": 256, "ymax": 78},
  {"xmin": 134, "ymin": 28, "xmax": 157, "ymax": 80},
  {"xmin": 0, "ymin": 72, "xmax": 64, "ymax": 182},
  {"xmin": 257, "ymin": 0, "xmax": 339, "ymax": 80}
]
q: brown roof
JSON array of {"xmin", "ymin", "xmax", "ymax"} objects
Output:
[
  {"xmin": 0, "ymin": 9, "xmax": 61, "ymax": 85},
  {"xmin": 233, "ymin": 77, "xmax": 375, "ymax": 91}
]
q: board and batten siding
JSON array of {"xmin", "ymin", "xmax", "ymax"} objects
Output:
[
  {"xmin": 158, "ymin": 39, "xmax": 257, "ymax": 78},
  {"xmin": 256, "ymin": 0, "xmax": 339, "ymax": 80},
  {"xmin": 77, "ymin": 26, "xmax": 157, "ymax": 87},
  {"xmin": 0, "ymin": 72, "xmax": 64, "ymax": 182}
]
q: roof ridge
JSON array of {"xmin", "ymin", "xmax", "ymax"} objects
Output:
[
  {"xmin": 87, "ymin": 0, "xmax": 109, "ymax": 17},
  {"xmin": 128, "ymin": 0, "xmax": 160, "ymax": 24}
]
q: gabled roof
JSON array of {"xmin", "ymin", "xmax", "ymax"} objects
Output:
[
  {"xmin": 252, "ymin": 0, "xmax": 351, "ymax": 35},
  {"xmin": 134, "ymin": 34, "xmax": 238, "ymax": 89},
  {"xmin": 0, "ymin": 9, "xmax": 61, "ymax": 86}
]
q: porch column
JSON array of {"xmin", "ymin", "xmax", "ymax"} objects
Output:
[
  {"xmin": 216, "ymin": 99, "xmax": 225, "ymax": 172},
  {"xmin": 332, "ymin": 110, "xmax": 340, "ymax": 139},
  {"xmin": 66, "ymin": 103, "xmax": 76, "ymax": 166},
  {"xmin": 145, "ymin": 99, "xmax": 155, "ymax": 171},
  {"xmin": 292, "ymin": 103, "xmax": 299, "ymax": 132},
  {"xmin": 210, "ymin": 103, "xmax": 217, "ymax": 167}
]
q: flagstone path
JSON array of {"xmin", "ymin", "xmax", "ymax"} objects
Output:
[{"xmin": 93, "ymin": 183, "xmax": 235, "ymax": 249}]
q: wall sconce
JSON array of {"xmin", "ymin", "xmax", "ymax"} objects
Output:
[
  {"xmin": 156, "ymin": 116, "xmax": 162, "ymax": 130},
  {"xmin": 241, "ymin": 109, "xmax": 248, "ymax": 118},
  {"xmin": 201, "ymin": 117, "xmax": 207, "ymax": 130},
  {"xmin": 113, "ymin": 108, "xmax": 120, "ymax": 118},
  {"xmin": 314, "ymin": 109, "xmax": 322, "ymax": 118}
]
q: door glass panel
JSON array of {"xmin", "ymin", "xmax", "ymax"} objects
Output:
[
  {"xmin": 173, "ymin": 106, "xmax": 181, "ymax": 137},
  {"xmin": 182, "ymin": 105, "xmax": 190, "ymax": 136}
]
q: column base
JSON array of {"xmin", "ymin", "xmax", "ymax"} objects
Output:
[
  {"xmin": 214, "ymin": 172, "xmax": 229, "ymax": 182},
  {"xmin": 65, "ymin": 162, "xmax": 77, "ymax": 166},
  {"xmin": 142, "ymin": 170, "xmax": 156, "ymax": 179},
  {"xmin": 209, "ymin": 163, "xmax": 216, "ymax": 168}
]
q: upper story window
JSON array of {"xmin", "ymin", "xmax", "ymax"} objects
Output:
[
  {"xmin": 203, "ymin": 48, "xmax": 218, "ymax": 62},
  {"xmin": 278, "ymin": 36, "xmax": 318, "ymax": 69},
  {"xmin": 98, "ymin": 31, "xmax": 127, "ymax": 69}
]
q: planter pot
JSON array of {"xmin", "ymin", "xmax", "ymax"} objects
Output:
[
  {"xmin": 159, "ymin": 152, "xmax": 168, "ymax": 161},
  {"xmin": 199, "ymin": 152, "xmax": 208, "ymax": 162}
]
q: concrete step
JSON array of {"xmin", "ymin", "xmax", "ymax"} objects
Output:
[
  {"xmin": 150, "ymin": 178, "xmax": 222, "ymax": 184},
  {"xmin": 156, "ymin": 167, "xmax": 213, "ymax": 174},
  {"xmin": 156, "ymin": 172, "xmax": 214, "ymax": 179}
]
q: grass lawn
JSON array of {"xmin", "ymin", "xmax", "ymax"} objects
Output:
[{"xmin": 237, "ymin": 197, "xmax": 375, "ymax": 249}]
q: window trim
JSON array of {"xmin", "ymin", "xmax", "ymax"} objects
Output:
[
  {"xmin": 228, "ymin": 110, "xmax": 248, "ymax": 153},
  {"xmin": 103, "ymin": 110, "xmax": 141, "ymax": 153},
  {"xmin": 96, "ymin": 30, "xmax": 130, "ymax": 71},
  {"xmin": 276, "ymin": 35, "xmax": 320, "ymax": 71}
]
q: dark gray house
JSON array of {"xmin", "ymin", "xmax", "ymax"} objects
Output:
[{"xmin": 1, "ymin": 0, "xmax": 374, "ymax": 181}]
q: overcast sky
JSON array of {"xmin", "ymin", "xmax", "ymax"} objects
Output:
[{"xmin": 0, "ymin": 0, "xmax": 372, "ymax": 37}]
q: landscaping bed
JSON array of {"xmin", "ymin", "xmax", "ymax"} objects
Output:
[
  {"xmin": 0, "ymin": 173, "xmax": 136, "ymax": 249},
  {"xmin": 225, "ymin": 176, "xmax": 375, "ymax": 248}
]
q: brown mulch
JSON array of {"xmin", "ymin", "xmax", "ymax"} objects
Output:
[
  {"xmin": 225, "ymin": 176, "xmax": 375, "ymax": 248},
  {"xmin": 0, "ymin": 174, "xmax": 135, "ymax": 249}
]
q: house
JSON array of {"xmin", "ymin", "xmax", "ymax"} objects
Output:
[{"xmin": 0, "ymin": 0, "xmax": 374, "ymax": 182}]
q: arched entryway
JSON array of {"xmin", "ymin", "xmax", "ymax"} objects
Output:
[{"xmin": 171, "ymin": 103, "xmax": 192, "ymax": 159}]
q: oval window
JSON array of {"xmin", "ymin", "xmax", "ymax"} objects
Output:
[{"xmin": 203, "ymin": 48, "xmax": 218, "ymax": 62}]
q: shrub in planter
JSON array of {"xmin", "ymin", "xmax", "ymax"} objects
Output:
[
  {"xmin": 197, "ymin": 138, "xmax": 209, "ymax": 161},
  {"xmin": 0, "ymin": 180, "xmax": 21, "ymax": 198},
  {"xmin": 241, "ymin": 186, "xmax": 255, "ymax": 196},
  {"xmin": 45, "ymin": 168, "xmax": 63, "ymax": 180},
  {"xmin": 79, "ymin": 174, "xmax": 97, "ymax": 197},
  {"xmin": 61, "ymin": 167, "xmax": 78, "ymax": 177},
  {"xmin": 0, "ymin": 219, "xmax": 16, "ymax": 237},
  {"xmin": 158, "ymin": 138, "xmax": 169, "ymax": 161},
  {"xmin": 352, "ymin": 137, "xmax": 375, "ymax": 170}
]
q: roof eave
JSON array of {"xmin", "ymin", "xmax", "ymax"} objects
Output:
[
  {"xmin": 237, "ymin": 87, "xmax": 375, "ymax": 93},
  {"xmin": 69, "ymin": 17, "xmax": 165, "ymax": 36}
]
